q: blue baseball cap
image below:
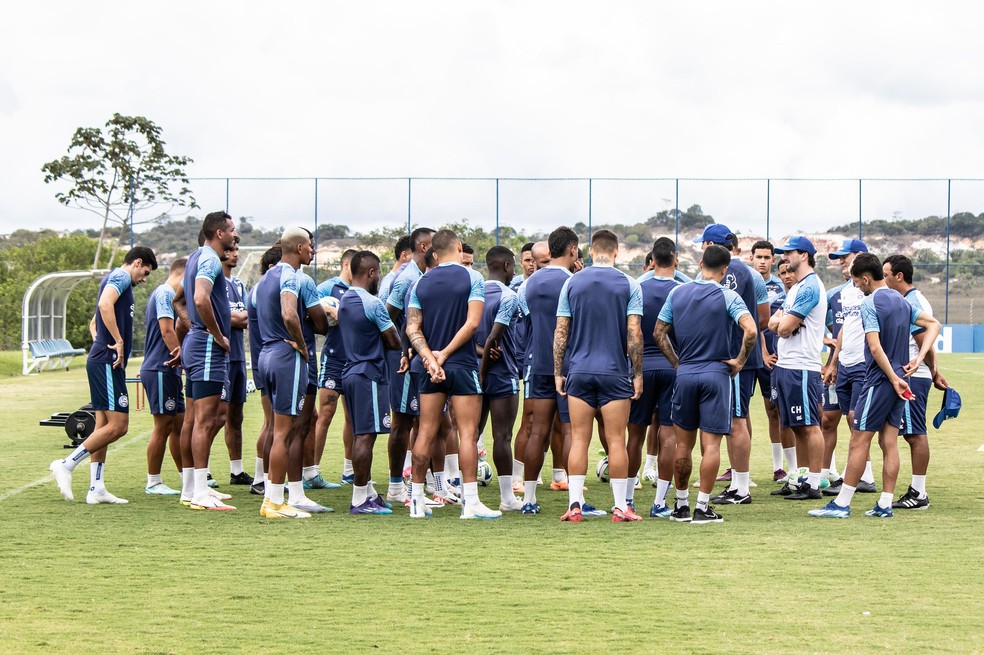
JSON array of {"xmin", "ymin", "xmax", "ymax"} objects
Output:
[
  {"xmin": 828, "ymin": 238, "xmax": 869, "ymax": 260},
  {"xmin": 774, "ymin": 236, "xmax": 817, "ymax": 256},
  {"xmin": 693, "ymin": 224, "xmax": 735, "ymax": 245},
  {"xmin": 932, "ymin": 387, "xmax": 961, "ymax": 429}
]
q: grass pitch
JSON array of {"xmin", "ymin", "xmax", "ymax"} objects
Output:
[{"xmin": 1, "ymin": 354, "xmax": 982, "ymax": 654}]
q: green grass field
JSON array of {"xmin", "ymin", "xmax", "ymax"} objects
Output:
[{"xmin": 1, "ymin": 354, "xmax": 982, "ymax": 654}]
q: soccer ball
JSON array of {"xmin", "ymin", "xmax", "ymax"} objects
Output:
[
  {"xmin": 320, "ymin": 295, "xmax": 340, "ymax": 326},
  {"xmin": 476, "ymin": 460, "xmax": 493, "ymax": 486},
  {"xmin": 596, "ymin": 456, "xmax": 610, "ymax": 484}
]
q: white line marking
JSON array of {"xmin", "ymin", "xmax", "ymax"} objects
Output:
[{"xmin": 0, "ymin": 428, "xmax": 152, "ymax": 502}]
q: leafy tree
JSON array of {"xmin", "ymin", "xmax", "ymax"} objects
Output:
[{"xmin": 41, "ymin": 113, "xmax": 197, "ymax": 268}]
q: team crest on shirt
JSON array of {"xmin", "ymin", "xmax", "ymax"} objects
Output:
[
  {"xmin": 724, "ymin": 273, "xmax": 738, "ymax": 291},
  {"xmin": 118, "ymin": 394, "xmax": 129, "ymax": 408},
  {"xmin": 326, "ymin": 379, "xmax": 336, "ymax": 390},
  {"xmin": 221, "ymin": 386, "xmax": 228, "ymax": 401},
  {"xmin": 410, "ymin": 397, "xmax": 419, "ymax": 412},
  {"xmin": 165, "ymin": 399, "xmax": 176, "ymax": 412},
  {"xmin": 297, "ymin": 397, "xmax": 305, "ymax": 412},
  {"xmin": 770, "ymin": 386, "xmax": 778, "ymax": 401},
  {"xmin": 382, "ymin": 415, "xmax": 391, "ymax": 429}
]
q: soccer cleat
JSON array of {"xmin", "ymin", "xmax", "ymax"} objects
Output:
[
  {"xmin": 49, "ymin": 460, "xmax": 74, "ymax": 501},
  {"xmin": 612, "ymin": 506, "xmax": 644, "ymax": 522},
  {"xmin": 190, "ymin": 496, "xmax": 236, "ymax": 511},
  {"xmin": 303, "ymin": 474, "xmax": 341, "ymax": 490},
  {"xmin": 649, "ymin": 503, "xmax": 672, "ymax": 518},
  {"xmin": 340, "ymin": 473, "xmax": 355, "ymax": 485},
  {"xmin": 581, "ymin": 503, "xmax": 607, "ymax": 517},
  {"xmin": 433, "ymin": 491, "xmax": 462, "ymax": 506},
  {"xmin": 669, "ymin": 503, "xmax": 691, "ymax": 522},
  {"xmin": 229, "ymin": 471, "xmax": 254, "ymax": 486},
  {"xmin": 560, "ymin": 505, "xmax": 583, "ymax": 522},
  {"xmin": 549, "ymin": 480, "xmax": 569, "ymax": 491},
  {"xmin": 86, "ymin": 489, "xmax": 128, "ymax": 505},
  {"xmin": 892, "ymin": 486, "xmax": 930, "ymax": 510},
  {"xmin": 512, "ymin": 480, "xmax": 525, "ymax": 495},
  {"xmin": 520, "ymin": 502, "xmax": 541, "ymax": 515},
  {"xmin": 447, "ymin": 477, "xmax": 462, "ymax": 494},
  {"xmin": 499, "ymin": 498, "xmax": 525, "ymax": 512},
  {"xmin": 179, "ymin": 496, "xmax": 192, "ymax": 507},
  {"xmin": 822, "ymin": 478, "xmax": 844, "ymax": 496},
  {"xmin": 350, "ymin": 499, "xmax": 393, "ymax": 515},
  {"xmin": 715, "ymin": 468, "xmax": 732, "ymax": 483},
  {"xmin": 692, "ymin": 506, "xmax": 724, "ymax": 524},
  {"xmin": 642, "ymin": 467, "xmax": 658, "ymax": 485},
  {"xmin": 408, "ymin": 496, "xmax": 433, "ymax": 518},
  {"xmin": 784, "ymin": 484, "xmax": 822, "ymax": 501},
  {"xmin": 856, "ymin": 480, "xmax": 878, "ymax": 493},
  {"xmin": 249, "ymin": 481, "xmax": 266, "ymax": 496},
  {"xmin": 808, "ymin": 501, "xmax": 851, "ymax": 518},
  {"xmin": 633, "ymin": 477, "xmax": 642, "ymax": 491},
  {"xmin": 716, "ymin": 491, "xmax": 752, "ymax": 505},
  {"xmin": 289, "ymin": 498, "xmax": 333, "ymax": 514},
  {"xmin": 865, "ymin": 504, "xmax": 894, "ymax": 519},
  {"xmin": 206, "ymin": 474, "xmax": 219, "ymax": 488},
  {"xmin": 748, "ymin": 479, "xmax": 758, "ymax": 488},
  {"xmin": 145, "ymin": 483, "xmax": 180, "ymax": 496},
  {"xmin": 710, "ymin": 488, "xmax": 738, "ymax": 504},
  {"xmin": 771, "ymin": 483, "xmax": 794, "ymax": 496},
  {"xmin": 260, "ymin": 501, "xmax": 311, "ymax": 518},
  {"xmin": 370, "ymin": 495, "xmax": 393, "ymax": 510},
  {"xmin": 208, "ymin": 488, "xmax": 233, "ymax": 501},
  {"xmin": 386, "ymin": 488, "xmax": 408, "ymax": 504},
  {"xmin": 461, "ymin": 501, "xmax": 502, "ymax": 519},
  {"xmin": 773, "ymin": 468, "xmax": 788, "ymax": 482},
  {"xmin": 404, "ymin": 496, "xmax": 443, "ymax": 508}
]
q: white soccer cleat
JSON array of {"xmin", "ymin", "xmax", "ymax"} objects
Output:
[
  {"xmin": 460, "ymin": 500, "xmax": 502, "ymax": 520},
  {"xmin": 408, "ymin": 496, "xmax": 433, "ymax": 518},
  {"xmin": 145, "ymin": 483, "xmax": 180, "ymax": 496},
  {"xmin": 208, "ymin": 488, "xmax": 233, "ymax": 501},
  {"xmin": 642, "ymin": 467, "xmax": 658, "ymax": 485},
  {"xmin": 189, "ymin": 496, "xmax": 236, "ymax": 511},
  {"xmin": 86, "ymin": 489, "xmax": 129, "ymax": 505},
  {"xmin": 433, "ymin": 491, "xmax": 462, "ymax": 506},
  {"xmin": 498, "ymin": 498, "xmax": 525, "ymax": 512},
  {"xmin": 49, "ymin": 460, "xmax": 74, "ymax": 501},
  {"xmin": 386, "ymin": 489, "xmax": 407, "ymax": 504}
]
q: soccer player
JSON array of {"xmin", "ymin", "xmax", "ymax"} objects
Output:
[
  {"xmin": 461, "ymin": 243, "xmax": 475, "ymax": 268},
  {"xmin": 50, "ymin": 246, "xmax": 158, "ymax": 503},
  {"xmin": 695, "ymin": 225, "xmax": 769, "ymax": 505},
  {"xmin": 511, "ymin": 242, "xmax": 536, "ymax": 291},
  {"xmin": 338, "ymin": 251, "xmax": 401, "ymax": 514},
  {"xmin": 179, "ymin": 211, "xmax": 238, "ymax": 510},
  {"xmin": 821, "ymin": 239, "xmax": 878, "ymax": 494},
  {"xmin": 554, "ymin": 230, "xmax": 644, "ymax": 522},
  {"xmin": 809, "ymin": 253, "xmax": 941, "ymax": 518},
  {"xmin": 379, "ymin": 235, "xmax": 412, "ymax": 302},
  {"xmin": 883, "ymin": 254, "xmax": 948, "ymax": 509},
  {"xmin": 140, "ymin": 256, "xmax": 186, "ymax": 496},
  {"xmin": 246, "ymin": 245, "xmax": 281, "ymax": 495},
  {"xmin": 476, "ymin": 245, "xmax": 525, "ymax": 511},
  {"xmin": 654, "ymin": 244, "xmax": 757, "ymax": 524},
  {"xmin": 768, "ymin": 236, "xmax": 828, "ymax": 501},
  {"xmin": 630, "ymin": 238, "xmax": 682, "ymax": 518},
  {"xmin": 220, "ymin": 237, "xmax": 253, "ymax": 487},
  {"xmin": 314, "ymin": 249, "xmax": 356, "ymax": 486},
  {"xmin": 254, "ymin": 227, "xmax": 316, "ymax": 519},
  {"xmin": 405, "ymin": 229, "xmax": 501, "ymax": 519},
  {"xmin": 749, "ymin": 241, "xmax": 791, "ymax": 480}
]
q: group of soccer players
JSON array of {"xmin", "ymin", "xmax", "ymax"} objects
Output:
[{"xmin": 49, "ymin": 211, "xmax": 949, "ymax": 523}]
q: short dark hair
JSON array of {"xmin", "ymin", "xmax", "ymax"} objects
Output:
[
  {"xmin": 462, "ymin": 243, "xmax": 474, "ymax": 255},
  {"xmin": 590, "ymin": 229, "xmax": 619, "ymax": 254},
  {"xmin": 644, "ymin": 252, "xmax": 653, "ymax": 266},
  {"xmin": 725, "ymin": 234, "xmax": 739, "ymax": 253},
  {"xmin": 410, "ymin": 227, "xmax": 436, "ymax": 252},
  {"xmin": 170, "ymin": 257, "xmax": 188, "ymax": 273},
  {"xmin": 521, "ymin": 242, "xmax": 535, "ymax": 254},
  {"xmin": 341, "ymin": 249, "xmax": 357, "ymax": 264},
  {"xmin": 883, "ymin": 254, "xmax": 913, "ymax": 285},
  {"xmin": 431, "ymin": 229, "xmax": 460, "ymax": 253},
  {"xmin": 232, "ymin": 235, "xmax": 241, "ymax": 246},
  {"xmin": 777, "ymin": 259, "xmax": 790, "ymax": 272},
  {"xmin": 805, "ymin": 252, "xmax": 816, "ymax": 268},
  {"xmin": 701, "ymin": 244, "xmax": 731, "ymax": 271},
  {"xmin": 851, "ymin": 252, "xmax": 884, "ymax": 280},
  {"xmin": 548, "ymin": 226, "xmax": 579, "ymax": 259},
  {"xmin": 394, "ymin": 235, "xmax": 412, "ymax": 260},
  {"xmin": 197, "ymin": 229, "xmax": 206, "ymax": 247},
  {"xmin": 751, "ymin": 240, "xmax": 774, "ymax": 255},
  {"xmin": 202, "ymin": 211, "xmax": 232, "ymax": 240},
  {"xmin": 424, "ymin": 246, "xmax": 438, "ymax": 269},
  {"xmin": 652, "ymin": 237, "xmax": 677, "ymax": 269},
  {"xmin": 260, "ymin": 246, "xmax": 282, "ymax": 271},
  {"xmin": 350, "ymin": 250, "xmax": 380, "ymax": 277},
  {"xmin": 124, "ymin": 246, "xmax": 158, "ymax": 270},
  {"xmin": 485, "ymin": 245, "xmax": 514, "ymax": 270}
]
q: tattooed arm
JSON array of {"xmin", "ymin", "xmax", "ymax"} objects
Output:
[
  {"xmin": 654, "ymin": 319, "xmax": 679, "ymax": 369},
  {"xmin": 406, "ymin": 306, "xmax": 442, "ymax": 381},
  {"xmin": 627, "ymin": 314, "xmax": 643, "ymax": 400},
  {"xmin": 553, "ymin": 316, "xmax": 570, "ymax": 396}
]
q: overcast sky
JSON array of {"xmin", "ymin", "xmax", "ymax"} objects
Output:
[{"xmin": 2, "ymin": 1, "xmax": 983, "ymax": 239}]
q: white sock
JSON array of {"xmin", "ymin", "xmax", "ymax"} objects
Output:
[
  {"xmin": 645, "ymin": 454, "xmax": 658, "ymax": 470},
  {"xmin": 302, "ymin": 465, "xmax": 318, "ymax": 481},
  {"xmin": 147, "ymin": 473, "xmax": 162, "ymax": 487},
  {"xmin": 181, "ymin": 467, "xmax": 194, "ymax": 498},
  {"xmin": 403, "ymin": 450, "xmax": 412, "ymax": 469},
  {"xmin": 411, "ymin": 481, "xmax": 424, "ymax": 500},
  {"xmin": 911, "ymin": 474, "xmax": 927, "ymax": 497},
  {"xmin": 63, "ymin": 445, "xmax": 90, "ymax": 471},
  {"xmin": 735, "ymin": 471, "xmax": 750, "ymax": 496},
  {"xmin": 513, "ymin": 458, "xmax": 525, "ymax": 480},
  {"xmin": 696, "ymin": 491, "xmax": 710, "ymax": 512},
  {"xmin": 611, "ymin": 479, "xmax": 628, "ymax": 511},
  {"xmin": 287, "ymin": 480, "xmax": 304, "ymax": 501},
  {"xmin": 625, "ymin": 478, "xmax": 636, "ymax": 502},
  {"xmin": 434, "ymin": 471, "xmax": 446, "ymax": 494},
  {"xmin": 771, "ymin": 443, "xmax": 783, "ymax": 471},
  {"xmin": 193, "ymin": 468, "xmax": 208, "ymax": 500},
  {"xmin": 268, "ymin": 482, "xmax": 285, "ymax": 505},
  {"xmin": 675, "ymin": 488, "xmax": 689, "ymax": 506},
  {"xmin": 567, "ymin": 475, "xmax": 586, "ymax": 509},
  {"xmin": 445, "ymin": 454, "xmax": 460, "ymax": 481},
  {"xmin": 835, "ymin": 483, "xmax": 856, "ymax": 507},
  {"xmin": 498, "ymin": 475, "xmax": 514, "ymax": 503},
  {"xmin": 655, "ymin": 479, "xmax": 670, "ymax": 507},
  {"xmin": 552, "ymin": 468, "xmax": 567, "ymax": 483},
  {"xmin": 806, "ymin": 471, "xmax": 821, "ymax": 490},
  {"xmin": 861, "ymin": 460, "xmax": 876, "ymax": 484},
  {"xmin": 343, "ymin": 458, "xmax": 354, "ymax": 477},
  {"xmin": 783, "ymin": 447, "xmax": 797, "ymax": 471},
  {"xmin": 367, "ymin": 481, "xmax": 379, "ymax": 500},
  {"xmin": 230, "ymin": 459, "xmax": 244, "ymax": 475},
  {"xmin": 89, "ymin": 462, "xmax": 106, "ymax": 493},
  {"xmin": 878, "ymin": 492, "xmax": 893, "ymax": 509},
  {"xmin": 253, "ymin": 457, "xmax": 265, "ymax": 482},
  {"xmin": 353, "ymin": 485, "xmax": 368, "ymax": 506},
  {"xmin": 829, "ymin": 452, "xmax": 837, "ymax": 476},
  {"xmin": 524, "ymin": 480, "xmax": 538, "ymax": 506},
  {"xmin": 463, "ymin": 481, "xmax": 480, "ymax": 505}
]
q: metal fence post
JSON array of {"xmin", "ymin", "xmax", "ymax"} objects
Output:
[
  {"xmin": 858, "ymin": 179, "xmax": 863, "ymax": 240},
  {"xmin": 945, "ymin": 179, "xmax": 951, "ymax": 324},
  {"xmin": 127, "ymin": 176, "xmax": 136, "ymax": 248},
  {"xmin": 225, "ymin": 178, "xmax": 230, "ymax": 213},
  {"xmin": 313, "ymin": 178, "xmax": 319, "ymax": 284},
  {"xmin": 766, "ymin": 178, "xmax": 771, "ymax": 241},
  {"xmin": 674, "ymin": 179, "xmax": 680, "ymax": 246},
  {"xmin": 587, "ymin": 178, "xmax": 593, "ymax": 245},
  {"xmin": 495, "ymin": 178, "xmax": 500, "ymax": 245},
  {"xmin": 407, "ymin": 178, "xmax": 412, "ymax": 235}
]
